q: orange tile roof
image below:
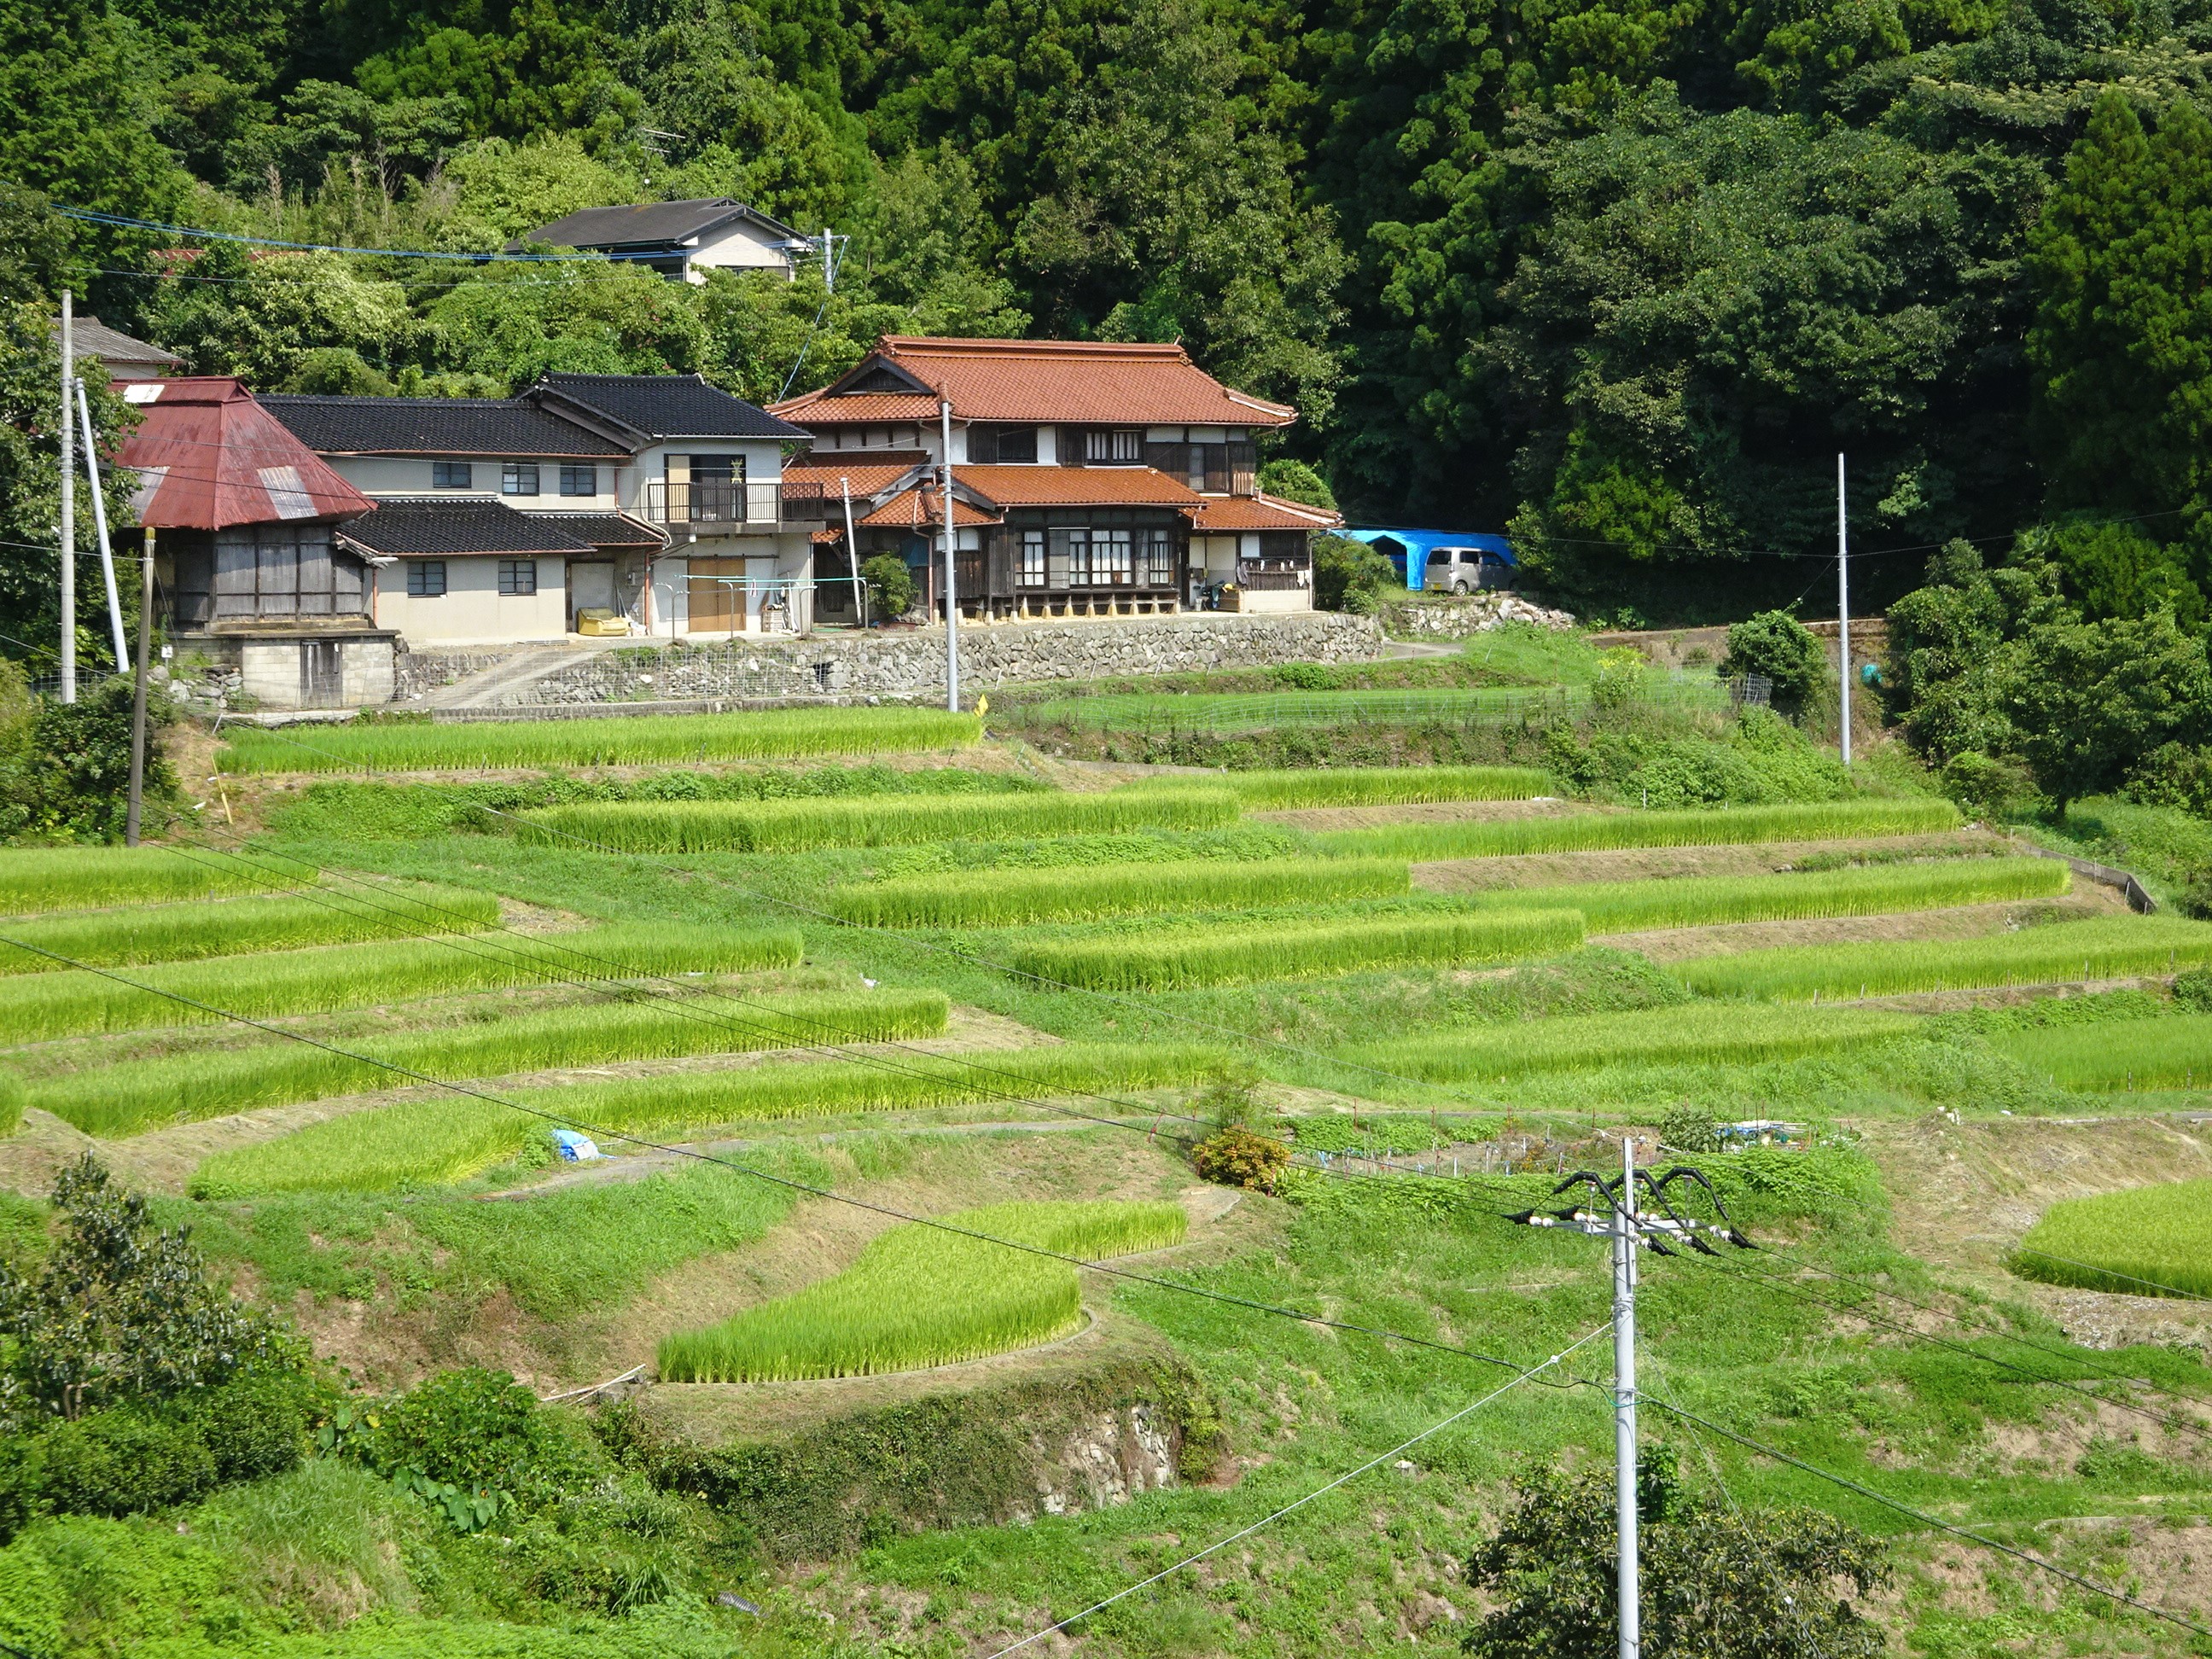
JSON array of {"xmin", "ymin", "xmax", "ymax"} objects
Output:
[
  {"xmin": 954, "ymin": 464, "xmax": 1206, "ymax": 509},
  {"xmin": 857, "ymin": 486, "xmax": 1000, "ymax": 530},
  {"xmin": 772, "ymin": 337, "xmax": 1296, "ymax": 428},
  {"xmin": 779, "ymin": 462, "xmax": 917, "ymax": 498},
  {"xmin": 1189, "ymin": 492, "xmax": 1342, "ymax": 532}
]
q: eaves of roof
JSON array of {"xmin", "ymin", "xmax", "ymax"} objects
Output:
[
  {"xmin": 335, "ymin": 498, "xmax": 599, "ymax": 558},
  {"xmin": 1189, "ymin": 492, "xmax": 1343, "ymax": 532}
]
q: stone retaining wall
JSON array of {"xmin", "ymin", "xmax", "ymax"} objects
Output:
[
  {"xmin": 509, "ymin": 613, "xmax": 1388, "ymax": 705},
  {"xmin": 1381, "ymin": 592, "xmax": 1577, "ymax": 638},
  {"xmin": 394, "ymin": 648, "xmax": 514, "ymax": 701}
]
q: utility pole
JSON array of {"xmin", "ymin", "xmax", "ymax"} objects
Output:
[
  {"xmin": 940, "ymin": 399, "xmax": 959, "ymax": 712},
  {"xmin": 1511, "ymin": 1150, "xmax": 1757, "ymax": 1659},
  {"xmin": 1612, "ymin": 1134, "xmax": 1640, "ymax": 1659},
  {"xmin": 58, "ymin": 290, "xmax": 76, "ymax": 703},
  {"xmin": 1837, "ymin": 452, "xmax": 1850, "ymax": 766},
  {"xmin": 125, "ymin": 527, "xmax": 154, "ymax": 846},
  {"xmin": 841, "ymin": 476, "xmax": 864, "ymax": 629},
  {"xmin": 75, "ymin": 377, "xmax": 129, "ymax": 668}
]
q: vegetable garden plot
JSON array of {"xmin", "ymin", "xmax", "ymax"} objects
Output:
[
  {"xmin": 1997, "ymin": 1012, "xmax": 2212, "ymax": 1091},
  {"xmin": 830, "ymin": 857, "xmax": 1409, "ymax": 927},
  {"xmin": 1336, "ymin": 1002, "xmax": 1920, "ymax": 1081},
  {"xmin": 1161, "ymin": 766, "xmax": 1550, "ymax": 810},
  {"xmin": 187, "ymin": 1044, "xmax": 1229, "ymax": 1196},
  {"xmin": 35, "ymin": 987, "xmax": 951, "ymax": 1136},
  {"xmin": 1675, "ymin": 916, "xmax": 2212, "ymax": 1001},
  {"xmin": 0, "ymin": 847, "xmax": 297, "ymax": 914},
  {"xmin": 1318, "ymin": 799, "xmax": 1963, "ymax": 861},
  {"xmin": 0, "ymin": 886, "xmax": 501, "ymax": 976},
  {"xmin": 1458, "ymin": 856, "xmax": 2068, "ymax": 933},
  {"xmin": 521, "ymin": 788, "xmax": 1238, "ymax": 853},
  {"xmin": 0, "ymin": 923, "xmax": 803, "ymax": 1042},
  {"xmin": 1010, "ymin": 909, "xmax": 1581, "ymax": 991},
  {"xmin": 216, "ymin": 707, "xmax": 982, "ymax": 774},
  {"xmin": 2011, "ymin": 1178, "xmax": 2212, "ymax": 1298},
  {"xmin": 657, "ymin": 1200, "xmax": 1187, "ymax": 1381}
]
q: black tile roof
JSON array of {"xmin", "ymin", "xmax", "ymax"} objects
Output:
[
  {"xmin": 527, "ymin": 198, "xmax": 800, "ymax": 251},
  {"xmin": 260, "ymin": 395, "xmax": 626, "ymax": 458},
  {"xmin": 337, "ymin": 499, "xmax": 598, "ymax": 557},
  {"xmin": 533, "ymin": 374, "xmax": 812, "ymax": 441},
  {"xmin": 533, "ymin": 511, "xmax": 665, "ymax": 548}
]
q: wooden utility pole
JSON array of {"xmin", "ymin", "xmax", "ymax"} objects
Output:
[{"xmin": 125, "ymin": 528, "xmax": 154, "ymax": 846}]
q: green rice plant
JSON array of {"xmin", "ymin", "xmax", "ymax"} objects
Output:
[
  {"xmin": 1996, "ymin": 1012, "xmax": 2212, "ymax": 1091},
  {"xmin": 1336, "ymin": 1002, "xmax": 1921, "ymax": 1081},
  {"xmin": 0, "ymin": 847, "xmax": 297, "ymax": 915},
  {"xmin": 657, "ymin": 1199, "xmax": 1188, "ymax": 1381},
  {"xmin": 188, "ymin": 1044, "xmax": 1227, "ymax": 1196},
  {"xmin": 216, "ymin": 707, "xmax": 982, "ymax": 774},
  {"xmin": 1458, "ymin": 857, "xmax": 2069, "ymax": 933},
  {"xmin": 1316, "ymin": 798, "xmax": 1964, "ymax": 861},
  {"xmin": 829, "ymin": 857, "xmax": 1409, "ymax": 927},
  {"xmin": 1169, "ymin": 766, "xmax": 1549, "ymax": 811},
  {"xmin": 0, "ymin": 923, "xmax": 803, "ymax": 1042},
  {"xmin": 1010, "ymin": 909, "xmax": 1582, "ymax": 991},
  {"xmin": 520, "ymin": 788, "xmax": 1238, "ymax": 853},
  {"xmin": 1675, "ymin": 916, "xmax": 2212, "ymax": 1001},
  {"xmin": 0, "ymin": 885, "xmax": 501, "ymax": 976},
  {"xmin": 36, "ymin": 987, "xmax": 951, "ymax": 1136},
  {"xmin": 2010, "ymin": 1179, "xmax": 2212, "ymax": 1298},
  {"xmin": 0, "ymin": 1070, "xmax": 20, "ymax": 1136}
]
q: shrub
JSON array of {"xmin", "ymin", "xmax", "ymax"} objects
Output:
[
  {"xmin": 1941, "ymin": 750, "xmax": 2039, "ymax": 819},
  {"xmin": 1659, "ymin": 1106, "xmax": 1723, "ymax": 1154},
  {"xmin": 1719, "ymin": 610, "xmax": 1828, "ymax": 721},
  {"xmin": 32, "ymin": 1408, "xmax": 217, "ymax": 1516},
  {"xmin": 172, "ymin": 1368, "xmax": 320, "ymax": 1484},
  {"xmin": 5, "ymin": 678, "xmax": 178, "ymax": 843},
  {"xmin": 1191, "ymin": 1126, "xmax": 1291, "ymax": 1193},
  {"xmin": 1313, "ymin": 534, "xmax": 1397, "ymax": 610},
  {"xmin": 0, "ymin": 1538, "xmax": 62, "ymax": 1658},
  {"xmin": 339, "ymin": 1367, "xmax": 601, "ymax": 1512},
  {"xmin": 861, "ymin": 553, "xmax": 916, "ymax": 620},
  {"xmin": 2174, "ymin": 968, "xmax": 2212, "ymax": 1011},
  {"xmin": 1254, "ymin": 458, "xmax": 1336, "ymax": 509}
]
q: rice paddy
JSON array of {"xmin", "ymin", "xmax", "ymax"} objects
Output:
[
  {"xmin": 1196, "ymin": 766, "xmax": 1549, "ymax": 810},
  {"xmin": 829, "ymin": 857, "xmax": 1410, "ymax": 927},
  {"xmin": 187, "ymin": 1045, "xmax": 1229, "ymax": 1196},
  {"xmin": 216, "ymin": 707, "xmax": 984, "ymax": 774},
  {"xmin": 1316, "ymin": 798, "xmax": 1963, "ymax": 861},
  {"xmin": 1996, "ymin": 1012, "xmax": 2212, "ymax": 1091},
  {"xmin": 656, "ymin": 1200, "xmax": 1188, "ymax": 1381},
  {"xmin": 1010, "ymin": 909, "xmax": 1583, "ymax": 991},
  {"xmin": 2010, "ymin": 1179, "xmax": 2212, "ymax": 1298},
  {"xmin": 521, "ymin": 789, "xmax": 1239, "ymax": 852},
  {"xmin": 1674, "ymin": 916, "xmax": 2212, "ymax": 1001},
  {"xmin": 0, "ymin": 923, "xmax": 806, "ymax": 1042},
  {"xmin": 33, "ymin": 987, "xmax": 952, "ymax": 1136},
  {"xmin": 1458, "ymin": 857, "xmax": 2069, "ymax": 934},
  {"xmin": 1335, "ymin": 1002, "xmax": 1922, "ymax": 1082},
  {"xmin": 0, "ymin": 885, "xmax": 502, "ymax": 975},
  {"xmin": 0, "ymin": 846, "xmax": 298, "ymax": 913}
]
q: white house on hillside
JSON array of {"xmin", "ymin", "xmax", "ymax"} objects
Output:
[{"xmin": 525, "ymin": 200, "xmax": 813, "ymax": 283}]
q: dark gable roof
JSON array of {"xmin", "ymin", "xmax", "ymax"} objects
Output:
[
  {"xmin": 533, "ymin": 374, "xmax": 812, "ymax": 441},
  {"xmin": 62, "ymin": 316, "xmax": 183, "ymax": 370},
  {"xmin": 533, "ymin": 511, "xmax": 665, "ymax": 548},
  {"xmin": 261, "ymin": 395, "xmax": 627, "ymax": 458},
  {"xmin": 527, "ymin": 198, "xmax": 801, "ymax": 252},
  {"xmin": 337, "ymin": 499, "xmax": 597, "ymax": 558}
]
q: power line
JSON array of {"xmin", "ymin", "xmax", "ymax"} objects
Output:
[
  {"xmin": 55, "ymin": 207, "xmax": 666, "ymax": 265},
  {"xmin": 981, "ymin": 1320, "xmax": 1616, "ymax": 1659},
  {"xmin": 2006, "ymin": 1246, "xmax": 2212, "ymax": 1304}
]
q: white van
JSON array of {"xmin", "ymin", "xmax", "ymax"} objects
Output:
[{"xmin": 1423, "ymin": 547, "xmax": 1515, "ymax": 593}]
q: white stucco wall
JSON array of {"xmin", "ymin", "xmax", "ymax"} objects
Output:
[
  {"xmin": 323, "ymin": 455, "xmax": 620, "ymax": 509},
  {"xmin": 684, "ymin": 223, "xmax": 800, "ymax": 281},
  {"xmin": 374, "ymin": 556, "xmax": 570, "ymax": 643}
]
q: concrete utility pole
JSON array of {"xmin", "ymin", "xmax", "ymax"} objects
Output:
[
  {"xmin": 125, "ymin": 528, "xmax": 154, "ymax": 846},
  {"xmin": 1510, "ymin": 1150, "xmax": 1757, "ymax": 1659},
  {"xmin": 75, "ymin": 377, "xmax": 129, "ymax": 668},
  {"xmin": 1837, "ymin": 451, "xmax": 1851, "ymax": 766},
  {"xmin": 841, "ymin": 475, "xmax": 864, "ymax": 628},
  {"xmin": 940, "ymin": 399, "xmax": 959, "ymax": 711},
  {"xmin": 58, "ymin": 291, "xmax": 75, "ymax": 702}
]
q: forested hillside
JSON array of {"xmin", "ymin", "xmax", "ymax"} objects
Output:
[{"xmin": 4, "ymin": 0, "xmax": 2212, "ymax": 619}]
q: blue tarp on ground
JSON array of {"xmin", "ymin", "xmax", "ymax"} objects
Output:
[{"xmin": 1342, "ymin": 527, "xmax": 1516, "ymax": 591}]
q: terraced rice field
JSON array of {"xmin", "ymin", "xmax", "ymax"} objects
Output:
[
  {"xmin": 0, "ymin": 884, "xmax": 500, "ymax": 974},
  {"xmin": 1318, "ymin": 799, "xmax": 1962, "ymax": 860},
  {"xmin": 656, "ymin": 1200, "xmax": 1188, "ymax": 1381},
  {"xmin": 1996, "ymin": 1012, "xmax": 2212, "ymax": 1091},
  {"xmin": 830, "ymin": 857, "xmax": 1409, "ymax": 927},
  {"xmin": 1179, "ymin": 765, "xmax": 1548, "ymax": 810},
  {"xmin": 2011, "ymin": 1179, "xmax": 2212, "ymax": 1298}
]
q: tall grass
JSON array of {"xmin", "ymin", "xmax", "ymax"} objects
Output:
[
  {"xmin": 0, "ymin": 923, "xmax": 804, "ymax": 1042},
  {"xmin": 1676, "ymin": 917, "xmax": 2212, "ymax": 1001},
  {"xmin": 1184, "ymin": 766, "xmax": 1549, "ymax": 811},
  {"xmin": 1336, "ymin": 1003, "xmax": 1921, "ymax": 1081},
  {"xmin": 217, "ymin": 707, "xmax": 983, "ymax": 774},
  {"xmin": 188, "ymin": 1044, "xmax": 1228, "ymax": 1196},
  {"xmin": 1998, "ymin": 1012, "xmax": 2212, "ymax": 1091},
  {"xmin": 2010, "ymin": 1179, "xmax": 2212, "ymax": 1298},
  {"xmin": 0, "ymin": 847, "xmax": 296, "ymax": 914},
  {"xmin": 830, "ymin": 858, "xmax": 1409, "ymax": 927},
  {"xmin": 1317, "ymin": 799, "xmax": 1964, "ymax": 861},
  {"xmin": 1459, "ymin": 857, "xmax": 2068, "ymax": 933},
  {"xmin": 0, "ymin": 886, "xmax": 501, "ymax": 976},
  {"xmin": 657, "ymin": 1200, "xmax": 1187, "ymax": 1381},
  {"xmin": 1010, "ymin": 910, "xmax": 1582, "ymax": 991},
  {"xmin": 521, "ymin": 789, "xmax": 1238, "ymax": 853},
  {"xmin": 38, "ymin": 987, "xmax": 951, "ymax": 1136}
]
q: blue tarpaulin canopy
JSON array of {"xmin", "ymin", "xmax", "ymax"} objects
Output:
[{"xmin": 1342, "ymin": 527, "xmax": 1516, "ymax": 591}]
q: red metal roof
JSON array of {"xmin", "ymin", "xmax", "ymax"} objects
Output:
[
  {"xmin": 116, "ymin": 378, "xmax": 373, "ymax": 532},
  {"xmin": 773, "ymin": 337, "xmax": 1297, "ymax": 428},
  {"xmin": 1189, "ymin": 492, "xmax": 1342, "ymax": 532}
]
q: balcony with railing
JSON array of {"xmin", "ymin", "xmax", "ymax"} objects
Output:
[{"xmin": 643, "ymin": 478, "xmax": 830, "ymax": 527}]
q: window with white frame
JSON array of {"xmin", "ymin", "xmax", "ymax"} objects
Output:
[
  {"xmin": 1094, "ymin": 528, "xmax": 1133, "ymax": 585},
  {"xmin": 1083, "ymin": 428, "xmax": 1143, "ymax": 463},
  {"xmin": 1019, "ymin": 529, "xmax": 1046, "ymax": 587},
  {"xmin": 503, "ymin": 462, "xmax": 539, "ymax": 496},
  {"xmin": 1141, "ymin": 527, "xmax": 1175, "ymax": 585},
  {"xmin": 406, "ymin": 561, "xmax": 447, "ymax": 597},
  {"xmin": 498, "ymin": 559, "xmax": 538, "ymax": 596}
]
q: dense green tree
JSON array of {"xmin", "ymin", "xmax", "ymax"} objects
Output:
[
  {"xmin": 1718, "ymin": 610, "xmax": 1828, "ymax": 720},
  {"xmin": 2006, "ymin": 608, "xmax": 2212, "ymax": 815}
]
